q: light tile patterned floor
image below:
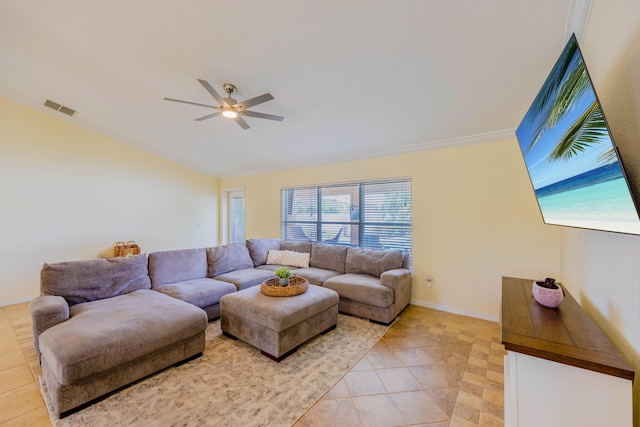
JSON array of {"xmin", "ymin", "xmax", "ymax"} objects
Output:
[
  {"xmin": 0, "ymin": 303, "xmax": 50, "ymax": 426},
  {"xmin": 295, "ymin": 305, "xmax": 506, "ymax": 427},
  {"xmin": 0, "ymin": 303, "xmax": 505, "ymax": 426}
]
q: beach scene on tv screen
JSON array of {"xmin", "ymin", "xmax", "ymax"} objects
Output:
[{"xmin": 516, "ymin": 35, "xmax": 640, "ymax": 235}]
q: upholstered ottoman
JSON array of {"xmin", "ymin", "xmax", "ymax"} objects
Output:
[{"xmin": 220, "ymin": 284, "xmax": 339, "ymax": 361}]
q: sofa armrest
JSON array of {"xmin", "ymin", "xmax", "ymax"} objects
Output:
[
  {"xmin": 30, "ymin": 295, "xmax": 69, "ymax": 357},
  {"xmin": 381, "ymin": 268, "xmax": 412, "ymax": 319},
  {"xmin": 380, "ymin": 268, "xmax": 411, "ymax": 290}
]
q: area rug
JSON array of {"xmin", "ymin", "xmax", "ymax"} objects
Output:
[{"xmin": 40, "ymin": 314, "xmax": 387, "ymax": 427}]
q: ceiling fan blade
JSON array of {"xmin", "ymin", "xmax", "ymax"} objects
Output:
[
  {"xmin": 197, "ymin": 79, "xmax": 228, "ymax": 106},
  {"xmin": 235, "ymin": 93, "xmax": 274, "ymax": 110},
  {"xmin": 234, "ymin": 115, "xmax": 250, "ymax": 129},
  {"xmin": 242, "ymin": 110, "xmax": 284, "ymax": 121},
  {"xmin": 194, "ymin": 112, "xmax": 222, "ymax": 121},
  {"xmin": 164, "ymin": 97, "xmax": 217, "ymax": 109}
]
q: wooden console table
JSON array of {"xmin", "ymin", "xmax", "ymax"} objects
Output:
[{"xmin": 501, "ymin": 276, "xmax": 634, "ymax": 427}]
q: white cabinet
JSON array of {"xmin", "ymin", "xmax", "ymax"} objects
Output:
[
  {"xmin": 504, "ymin": 351, "xmax": 632, "ymax": 427},
  {"xmin": 501, "ymin": 277, "xmax": 634, "ymax": 427}
]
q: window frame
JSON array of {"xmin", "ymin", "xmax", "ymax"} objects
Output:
[{"xmin": 280, "ymin": 178, "xmax": 412, "ymax": 258}]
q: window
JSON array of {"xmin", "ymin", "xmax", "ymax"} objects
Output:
[{"xmin": 281, "ymin": 178, "xmax": 411, "ymax": 257}]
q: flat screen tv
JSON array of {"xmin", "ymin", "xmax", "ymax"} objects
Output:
[{"xmin": 516, "ymin": 34, "xmax": 640, "ymax": 235}]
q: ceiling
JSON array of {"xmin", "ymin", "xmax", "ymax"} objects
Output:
[{"xmin": 0, "ymin": 1, "xmax": 590, "ymax": 178}]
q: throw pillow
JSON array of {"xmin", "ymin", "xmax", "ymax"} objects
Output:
[{"xmin": 266, "ymin": 250, "xmax": 310, "ymax": 268}]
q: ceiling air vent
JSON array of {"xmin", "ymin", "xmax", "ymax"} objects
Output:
[{"xmin": 44, "ymin": 99, "xmax": 76, "ymax": 116}]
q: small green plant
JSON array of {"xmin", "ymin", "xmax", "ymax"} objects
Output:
[{"xmin": 275, "ymin": 266, "xmax": 292, "ymax": 279}]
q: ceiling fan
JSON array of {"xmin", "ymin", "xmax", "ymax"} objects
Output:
[{"xmin": 164, "ymin": 79, "xmax": 284, "ymax": 129}]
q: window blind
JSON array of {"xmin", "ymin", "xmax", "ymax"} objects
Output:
[{"xmin": 281, "ymin": 178, "xmax": 411, "ymax": 260}]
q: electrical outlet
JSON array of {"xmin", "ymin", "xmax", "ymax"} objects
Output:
[{"xmin": 426, "ymin": 275, "xmax": 433, "ymax": 287}]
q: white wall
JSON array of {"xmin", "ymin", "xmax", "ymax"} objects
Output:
[
  {"xmin": 0, "ymin": 97, "xmax": 219, "ymax": 305},
  {"xmin": 561, "ymin": 0, "xmax": 640, "ymax": 423},
  {"xmin": 221, "ymin": 137, "xmax": 563, "ymax": 320}
]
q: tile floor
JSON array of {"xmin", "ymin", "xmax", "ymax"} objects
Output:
[
  {"xmin": 294, "ymin": 305, "xmax": 506, "ymax": 426},
  {"xmin": 0, "ymin": 303, "xmax": 50, "ymax": 426},
  {"xmin": 0, "ymin": 303, "xmax": 505, "ymax": 426}
]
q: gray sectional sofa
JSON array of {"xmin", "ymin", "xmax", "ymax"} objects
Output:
[{"xmin": 30, "ymin": 238, "xmax": 411, "ymax": 416}]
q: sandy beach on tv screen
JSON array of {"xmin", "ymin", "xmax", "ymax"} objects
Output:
[{"xmin": 545, "ymin": 217, "xmax": 640, "ymax": 235}]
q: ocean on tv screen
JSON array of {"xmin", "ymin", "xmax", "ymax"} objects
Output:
[{"xmin": 538, "ymin": 176, "xmax": 640, "ymax": 234}]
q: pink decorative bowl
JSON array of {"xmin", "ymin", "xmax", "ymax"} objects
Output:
[{"xmin": 532, "ymin": 281, "xmax": 564, "ymax": 308}]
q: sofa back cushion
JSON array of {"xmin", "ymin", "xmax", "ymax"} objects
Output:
[
  {"xmin": 207, "ymin": 243, "xmax": 255, "ymax": 277},
  {"xmin": 41, "ymin": 255, "xmax": 151, "ymax": 306},
  {"xmin": 345, "ymin": 247, "xmax": 404, "ymax": 278},
  {"xmin": 281, "ymin": 240, "xmax": 313, "ymax": 254},
  {"xmin": 148, "ymin": 248, "xmax": 208, "ymax": 286},
  {"xmin": 310, "ymin": 243, "xmax": 348, "ymax": 273},
  {"xmin": 246, "ymin": 238, "xmax": 282, "ymax": 266}
]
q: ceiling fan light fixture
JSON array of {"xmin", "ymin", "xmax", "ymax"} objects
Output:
[
  {"xmin": 222, "ymin": 109, "xmax": 238, "ymax": 119},
  {"xmin": 165, "ymin": 80, "xmax": 283, "ymax": 129}
]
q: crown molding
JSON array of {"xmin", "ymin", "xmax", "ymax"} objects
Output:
[{"xmin": 220, "ymin": 128, "xmax": 516, "ymax": 179}]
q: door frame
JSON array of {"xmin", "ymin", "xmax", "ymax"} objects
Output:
[{"xmin": 221, "ymin": 187, "xmax": 245, "ymax": 245}]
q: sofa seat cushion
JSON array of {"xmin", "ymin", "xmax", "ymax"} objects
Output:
[
  {"xmin": 214, "ymin": 268, "xmax": 275, "ymax": 290},
  {"xmin": 38, "ymin": 289, "xmax": 207, "ymax": 386},
  {"xmin": 292, "ymin": 267, "xmax": 341, "ymax": 286},
  {"xmin": 256, "ymin": 264, "xmax": 291, "ymax": 272},
  {"xmin": 153, "ymin": 278, "xmax": 237, "ymax": 308},
  {"xmin": 323, "ymin": 274, "xmax": 394, "ymax": 308},
  {"xmin": 148, "ymin": 248, "xmax": 208, "ymax": 286}
]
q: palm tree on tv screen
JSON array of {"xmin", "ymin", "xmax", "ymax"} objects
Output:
[{"xmin": 525, "ymin": 37, "xmax": 614, "ymax": 164}]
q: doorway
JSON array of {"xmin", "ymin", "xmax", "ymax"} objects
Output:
[{"xmin": 222, "ymin": 188, "xmax": 245, "ymax": 244}]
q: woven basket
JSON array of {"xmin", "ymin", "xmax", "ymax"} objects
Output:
[
  {"xmin": 114, "ymin": 241, "xmax": 141, "ymax": 257},
  {"xmin": 261, "ymin": 276, "xmax": 309, "ymax": 297}
]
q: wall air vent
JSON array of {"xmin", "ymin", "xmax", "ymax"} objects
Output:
[{"xmin": 44, "ymin": 99, "xmax": 76, "ymax": 116}]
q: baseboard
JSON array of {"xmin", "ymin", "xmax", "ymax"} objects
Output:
[
  {"xmin": 410, "ymin": 298, "xmax": 499, "ymax": 323},
  {"xmin": 0, "ymin": 296, "xmax": 35, "ymax": 307}
]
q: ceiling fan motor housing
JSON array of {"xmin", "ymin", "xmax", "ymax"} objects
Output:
[{"xmin": 223, "ymin": 83, "xmax": 237, "ymax": 95}]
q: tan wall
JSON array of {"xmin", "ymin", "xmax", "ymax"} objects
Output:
[
  {"xmin": 562, "ymin": 1, "xmax": 640, "ymax": 424},
  {"xmin": 0, "ymin": 97, "xmax": 219, "ymax": 304},
  {"xmin": 222, "ymin": 137, "xmax": 563, "ymax": 319}
]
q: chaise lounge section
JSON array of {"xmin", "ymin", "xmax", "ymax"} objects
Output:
[{"xmin": 30, "ymin": 255, "xmax": 207, "ymax": 417}]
